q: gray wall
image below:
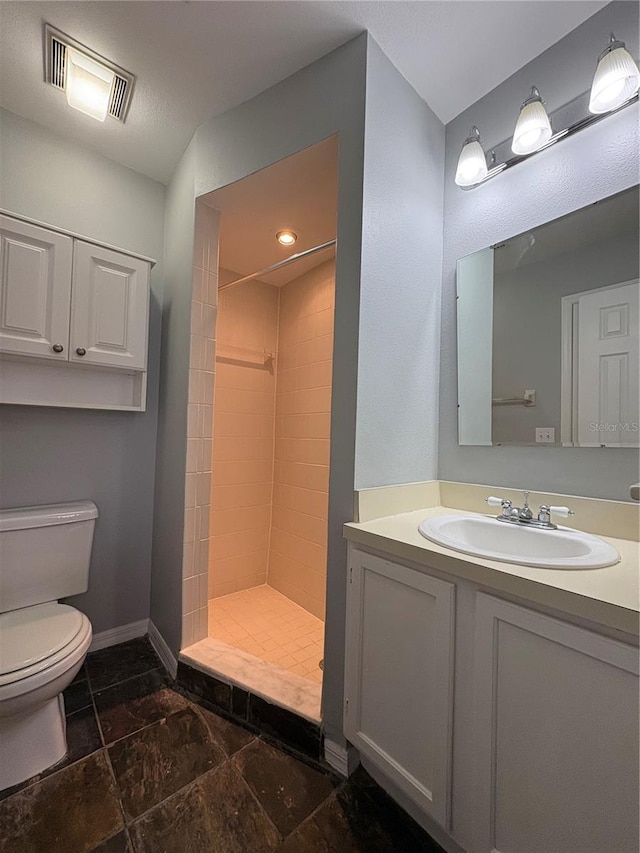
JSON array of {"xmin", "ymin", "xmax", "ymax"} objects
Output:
[
  {"xmin": 155, "ymin": 36, "xmax": 368, "ymax": 744},
  {"xmin": 0, "ymin": 108, "xmax": 165, "ymax": 633},
  {"xmin": 356, "ymin": 39, "xmax": 444, "ymax": 488},
  {"xmin": 492, "ymin": 228, "xmax": 639, "ymax": 443},
  {"xmin": 155, "ymin": 33, "xmax": 445, "ymax": 741},
  {"xmin": 149, "ymin": 139, "xmax": 197, "ymax": 652},
  {"xmin": 439, "ymin": 1, "xmax": 640, "ymax": 500}
]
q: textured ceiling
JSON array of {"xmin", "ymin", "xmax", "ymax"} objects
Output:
[{"xmin": 0, "ymin": 1, "xmax": 608, "ymax": 184}]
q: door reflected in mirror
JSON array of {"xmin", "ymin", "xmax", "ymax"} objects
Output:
[{"xmin": 456, "ymin": 186, "xmax": 639, "ymax": 447}]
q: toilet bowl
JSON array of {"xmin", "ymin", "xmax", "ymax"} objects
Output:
[
  {"xmin": 0, "ymin": 502, "xmax": 97, "ymax": 791},
  {"xmin": 0, "ymin": 603, "xmax": 93, "ymax": 789}
]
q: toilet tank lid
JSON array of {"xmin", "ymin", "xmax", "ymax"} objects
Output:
[{"xmin": 0, "ymin": 501, "xmax": 98, "ymax": 532}]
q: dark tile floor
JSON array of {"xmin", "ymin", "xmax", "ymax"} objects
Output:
[{"xmin": 0, "ymin": 638, "xmax": 444, "ymax": 853}]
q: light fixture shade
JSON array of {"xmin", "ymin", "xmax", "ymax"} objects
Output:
[
  {"xmin": 589, "ymin": 36, "xmax": 640, "ymax": 114},
  {"xmin": 512, "ymin": 87, "xmax": 552, "ymax": 155},
  {"xmin": 455, "ymin": 127, "xmax": 488, "ymax": 187},
  {"xmin": 66, "ymin": 48, "xmax": 114, "ymax": 122}
]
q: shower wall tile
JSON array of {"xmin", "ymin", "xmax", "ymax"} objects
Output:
[
  {"xmin": 182, "ymin": 199, "xmax": 220, "ymax": 649},
  {"xmin": 182, "ymin": 541, "xmax": 195, "ymax": 579},
  {"xmin": 272, "ymin": 483, "xmax": 328, "ymax": 520},
  {"xmin": 209, "ymin": 273, "xmax": 279, "ymax": 599},
  {"xmin": 268, "ymin": 260, "xmax": 334, "ymax": 621},
  {"xmin": 184, "ymin": 473, "xmax": 196, "ymax": 509},
  {"xmin": 211, "ymin": 504, "xmax": 271, "ymax": 535}
]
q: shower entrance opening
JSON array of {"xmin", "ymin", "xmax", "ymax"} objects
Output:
[{"xmin": 186, "ymin": 138, "xmax": 338, "ymax": 721}]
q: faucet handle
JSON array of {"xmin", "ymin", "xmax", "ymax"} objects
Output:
[
  {"xmin": 548, "ymin": 505, "xmax": 575, "ymax": 518},
  {"xmin": 538, "ymin": 504, "xmax": 575, "ymax": 525},
  {"xmin": 486, "ymin": 496, "xmax": 506, "ymax": 507},
  {"xmin": 487, "ymin": 496, "xmax": 513, "ymax": 518}
]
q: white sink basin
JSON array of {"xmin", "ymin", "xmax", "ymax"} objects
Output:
[{"xmin": 418, "ymin": 515, "xmax": 620, "ymax": 569}]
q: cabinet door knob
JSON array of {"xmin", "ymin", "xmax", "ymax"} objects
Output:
[
  {"xmin": 52, "ymin": 344, "xmax": 64, "ymax": 353},
  {"xmin": 75, "ymin": 347, "xmax": 87, "ymax": 356}
]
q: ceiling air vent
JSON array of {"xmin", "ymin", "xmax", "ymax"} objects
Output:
[{"xmin": 44, "ymin": 24, "xmax": 135, "ymax": 122}]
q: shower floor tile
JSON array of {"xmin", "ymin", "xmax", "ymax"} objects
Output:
[{"xmin": 208, "ymin": 585, "xmax": 324, "ymax": 684}]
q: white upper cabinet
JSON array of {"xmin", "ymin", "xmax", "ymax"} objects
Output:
[
  {"xmin": 0, "ymin": 213, "xmax": 152, "ymax": 410},
  {"xmin": 70, "ymin": 242, "xmax": 149, "ymax": 371},
  {"xmin": 0, "ymin": 216, "xmax": 73, "ymax": 360}
]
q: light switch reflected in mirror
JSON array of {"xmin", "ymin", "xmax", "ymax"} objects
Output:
[{"xmin": 456, "ymin": 185, "xmax": 639, "ymax": 448}]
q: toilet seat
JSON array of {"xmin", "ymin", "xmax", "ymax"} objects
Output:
[{"xmin": 0, "ymin": 603, "xmax": 91, "ymax": 688}]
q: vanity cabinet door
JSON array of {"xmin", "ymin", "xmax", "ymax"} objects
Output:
[
  {"xmin": 70, "ymin": 242, "xmax": 149, "ymax": 370},
  {"xmin": 0, "ymin": 215, "xmax": 73, "ymax": 360},
  {"xmin": 473, "ymin": 593, "xmax": 639, "ymax": 853},
  {"xmin": 344, "ymin": 550, "xmax": 455, "ymax": 828}
]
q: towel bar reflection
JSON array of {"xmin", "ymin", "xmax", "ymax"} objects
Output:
[{"xmin": 492, "ymin": 390, "xmax": 536, "ymax": 406}]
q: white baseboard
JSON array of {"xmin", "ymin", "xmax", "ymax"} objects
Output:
[
  {"xmin": 89, "ymin": 619, "xmax": 149, "ymax": 652},
  {"xmin": 148, "ymin": 620, "xmax": 178, "ymax": 679},
  {"xmin": 324, "ymin": 738, "xmax": 360, "ymax": 777}
]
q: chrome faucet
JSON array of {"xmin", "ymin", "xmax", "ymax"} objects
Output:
[{"xmin": 486, "ymin": 491, "xmax": 575, "ymax": 530}]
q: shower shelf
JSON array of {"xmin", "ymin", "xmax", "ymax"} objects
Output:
[{"xmin": 215, "ymin": 344, "xmax": 275, "ymax": 368}]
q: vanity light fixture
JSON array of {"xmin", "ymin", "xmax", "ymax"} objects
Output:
[
  {"xmin": 454, "ymin": 30, "xmax": 639, "ymax": 190},
  {"xmin": 276, "ymin": 230, "xmax": 297, "ymax": 246},
  {"xmin": 589, "ymin": 33, "xmax": 640, "ymax": 114},
  {"xmin": 44, "ymin": 24, "xmax": 135, "ymax": 123},
  {"xmin": 454, "ymin": 126, "xmax": 488, "ymax": 187},
  {"xmin": 511, "ymin": 87, "xmax": 552, "ymax": 155}
]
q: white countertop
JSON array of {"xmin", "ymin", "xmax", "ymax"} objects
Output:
[{"xmin": 344, "ymin": 506, "xmax": 640, "ymax": 638}]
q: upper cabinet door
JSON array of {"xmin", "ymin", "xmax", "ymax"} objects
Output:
[
  {"xmin": 70, "ymin": 242, "xmax": 150, "ymax": 370},
  {"xmin": 0, "ymin": 215, "xmax": 73, "ymax": 360}
]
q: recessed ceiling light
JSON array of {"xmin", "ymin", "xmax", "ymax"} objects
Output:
[{"xmin": 276, "ymin": 230, "xmax": 297, "ymax": 246}]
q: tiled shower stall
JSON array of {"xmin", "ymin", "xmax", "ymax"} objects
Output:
[
  {"xmin": 210, "ymin": 260, "xmax": 334, "ymax": 619},
  {"xmin": 182, "ymin": 199, "xmax": 334, "ymax": 677}
]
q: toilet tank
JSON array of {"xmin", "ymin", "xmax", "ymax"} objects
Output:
[{"xmin": 0, "ymin": 501, "xmax": 98, "ymax": 614}]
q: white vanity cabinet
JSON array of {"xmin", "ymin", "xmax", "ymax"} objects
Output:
[
  {"xmin": 344, "ymin": 550, "xmax": 455, "ymax": 828},
  {"xmin": 473, "ymin": 593, "xmax": 639, "ymax": 853},
  {"xmin": 0, "ymin": 214, "xmax": 151, "ymax": 410},
  {"xmin": 344, "ymin": 546, "xmax": 639, "ymax": 853}
]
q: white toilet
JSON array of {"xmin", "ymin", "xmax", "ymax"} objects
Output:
[{"xmin": 0, "ymin": 501, "xmax": 97, "ymax": 790}]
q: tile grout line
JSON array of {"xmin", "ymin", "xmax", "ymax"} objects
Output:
[
  {"xmin": 228, "ymin": 753, "xmax": 284, "ymax": 844},
  {"xmin": 265, "ymin": 283, "xmax": 281, "ymax": 589},
  {"xmin": 124, "ymin": 759, "xmax": 230, "ymax": 831},
  {"xmin": 102, "ymin": 746, "xmax": 134, "ymax": 847},
  {"xmin": 278, "ymin": 785, "xmax": 344, "ymax": 842},
  {"xmin": 98, "ymin": 705, "xmax": 188, "ymax": 751},
  {"xmin": 88, "ymin": 662, "xmax": 165, "ymax": 700},
  {"xmin": 86, "ymin": 658, "xmax": 136, "ymax": 846},
  {"xmin": 87, "ymin": 672, "xmax": 106, "ymax": 749},
  {"xmin": 188, "ymin": 700, "xmax": 256, "ymax": 760}
]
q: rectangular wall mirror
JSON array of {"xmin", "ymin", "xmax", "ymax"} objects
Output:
[{"xmin": 457, "ymin": 185, "xmax": 639, "ymax": 448}]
